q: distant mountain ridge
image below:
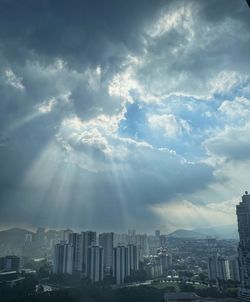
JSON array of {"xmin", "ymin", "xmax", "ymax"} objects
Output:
[
  {"xmin": 0, "ymin": 227, "xmax": 34, "ymax": 246},
  {"xmin": 167, "ymin": 224, "xmax": 238, "ymax": 239},
  {"xmin": 194, "ymin": 224, "xmax": 238, "ymax": 239},
  {"xmin": 167, "ymin": 229, "xmax": 205, "ymax": 239}
]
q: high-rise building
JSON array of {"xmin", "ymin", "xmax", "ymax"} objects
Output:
[
  {"xmin": 157, "ymin": 248, "xmax": 172, "ymax": 272},
  {"xmin": 229, "ymin": 257, "xmax": 240, "ymax": 282},
  {"xmin": 69, "ymin": 233, "xmax": 81, "ymax": 273},
  {"xmin": 87, "ymin": 244, "xmax": 103, "ymax": 283},
  {"xmin": 113, "ymin": 245, "xmax": 128, "ymax": 285},
  {"xmin": 237, "ymin": 191, "xmax": 250, "ymax": 301},
  {"xmin": 53, "ymin": 241, "xmax": 73, "ymax": 274},
  {"xmin": 3, "ymin": 256, "xmax": 20, "ymax": 272},
  {"xmin": 62, "ymin": 229, "xmax": 73, "ymax": 243},
  {"xmin": 80, "ymin": 231, "xmax": 96, "ymax": 276},
  {"xmin": 135, "ymin": 234, "xmax": 148, "ymax": 261},
  {"xmin": 114, "ymin": 233, "xmax": 128, "ymax": 246},
  {"xmin": 127, "ymin": 244, "xmax": 139, "ymax": 274},
  {"xmin": 208, "ymin": 255, "xmax": 218, "ymax": 281},
  {"xmin": 217, "ymin": 256, "xmax": 230, "ymax": 281},
  {"xmin": 99, "ymin": 232, "xmax": 114, "ymax": 276},
  {"xmin": 207, "ymin": 254, "xmax": 230, "ymax": 281},
  {"xmin": 113, "ymin": 244, "xmax": 139, "ymax": 285},
  {"xmin": 155, "ymin": 230, "xmax": 160, "ymax": 238}
]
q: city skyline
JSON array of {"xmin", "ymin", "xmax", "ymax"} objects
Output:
[{"xmin": 1, "ymin": 0, "xmax": 250, "ymax": 233}]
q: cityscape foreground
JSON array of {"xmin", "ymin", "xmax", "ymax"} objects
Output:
[{"xmin": 1, "ymin": 192, "xmax": 250, "ymax": 301}]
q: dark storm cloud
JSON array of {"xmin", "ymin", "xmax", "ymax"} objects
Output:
[
  {"xmin": 1, "ymin": 0, "xmax": 248, "ymax": 230},
  {"xmin": 0, "ymin": 0, "xmax": 165, "ymax": 68}
]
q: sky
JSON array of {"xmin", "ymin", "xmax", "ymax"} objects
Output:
[{"xmin": 0, "ymin": 0, "xmax": 250, "ymax": 233}]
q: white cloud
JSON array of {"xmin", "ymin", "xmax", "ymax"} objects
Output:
[
  {"xmin": 210, "ymin": 71, "xmax": 247, "ymax": 95},
  {"xmin": 37, "ymin": 98, "xmax": 57, "ymax": 113},
  {"xmin": 148, "ymin": 114, "xmax": 190, "ymax": 137},
  {"xmin": 4, "ymin": 69, "xmax": 25, "ymax": 90},
  {"xmin": 204, "ymin": 122, "xmax": 250, "ymax": 162},
  {"xmin": 152, "ymin": 199, "xmax": 237, "ymax": 231},
  {"xmin": 218, "ymin": 96, "xmax": 250, "ymax": 119},
  {"xmin": 147, "ymin": 4, "xmax": 194, "ymax": 39}
]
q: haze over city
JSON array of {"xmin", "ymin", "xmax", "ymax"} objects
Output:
[{"xmin": 1, "ymin": 0, "xmax": 250, "ymax": 234}]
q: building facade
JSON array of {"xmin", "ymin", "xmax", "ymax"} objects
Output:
[
  {"xmin": 237, "ymin": 191, "xmax": 250, "ymax": 301},
  {"xmin": 87, "ymin": 245, "xmax": 103, "ymax": 283},
  {"xmin": 69, "ymin": 233, "xmax": 81, "ymax": 273},
  {"xmin": 53, "ymin": 241, "xmax": 73, "ymax": 274},
  {"xmin": 80, "ymin": 231, "xmax": 96, "ymax": 276},
  {"xmin": 99, "ymin": 232, "xmax": 114, "ymax": 276}
]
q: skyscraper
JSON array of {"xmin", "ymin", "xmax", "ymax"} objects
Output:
[
  {"xmin": 237, "ymin": 191, "xmax": 250, "ymax": 301},
  {"xmin": 99, "ymin": 232, "xmax": 114, "ymax": 276},
  {"xmin": 229, "ymin": 257, "xmax": 240, "ymax": 282},
  {"xmin": 53, "ymin": 241, "xmax": 73, "ymax": 274},
  {"xmin": 87, "ymin": 244, "xmax": 103, "ymax": 283},
  {"xmin": 207, "ymin": 254, "xmax": 230, "ymax": 281},
  {"xmin": 135, "ymin": 234, "xmax": 148, "ymax": 261},
  {"xmin": 80, "ymin": 231, "xmax": 96, "ymax": 276},
  {"xmin": 127, "ymin": 244, "xmax": 139, "ymax": 274},
  {"xmin": 3, "ymin": 256, "xmax": 20, "ymax": 272},
  {"xmin": 113, "ymin": 245, "xmax": 128, "ymax": 285},
  {"xmin": 217, "ymin": 256, "xmax": 230, "ymax": 281},
  {"xmin": 69, "ymin": 233, "xmax": 81, "ymax": 273},
  {"xmin": 208, "ymin": 255, "xmax": 218, "ymax": 281},
  {"xmin": 113, "ymin": 244, "xmax": 139, "ymax": 285}
]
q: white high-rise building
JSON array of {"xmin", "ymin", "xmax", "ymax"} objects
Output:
[
  {"xmin": 217, "ymin": 256, "xmax": 230, "ymax": 280},
  {"xmin": 99, "ymin": 232, "xmax": 114, "ymax": 276},
  {"xmin": 87, "ymin": 245, "xmax": 103, "ymax": 283},
  {"xmin": 113, "ymin": 245, "xmax": 129, "ymax": 285},
  {"xmin": 113, "ymin": 244, "xmax": 139, "ymax": 285},
  {"xmin": 53, "ymin": 241, "xmax": 73, "ymax": 274},
  {"xmin": 237, "ymin": 191, "xmax": 250, "ymax": 301},
  {"xmin": 207, "ymin": 254, "xmax": 230, "ymax": 281}
]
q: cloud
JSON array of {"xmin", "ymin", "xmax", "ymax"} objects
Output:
[
  {"xmin": 218, "ymin": 96, "xmax": 250, "ymax": 119},
  {"xmin": 204, "ymin": 123, "xmax": 250, "ymax": 162},
  {"xmin": 152, "ymin": 199, "xmax": 237, "ymax": 231},
  {"xmin": 131, "ymin": 0, "xmax": 250, "ymax": 100},
  {"xmin": 148, "ymin": 114, "xmax": 190, "ymax": 137},
  {"xmin": 0, "ymin": 0, "xmax": 250, "ymax": 231}
]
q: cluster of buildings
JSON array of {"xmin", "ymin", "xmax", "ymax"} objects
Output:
[
  {"xmin": 2, "ymin": 191, "xmax": 250, "ymax": 302},
  {"xmin": 207, "ymin": 254, "xmax": 240, "ymax": 282},
  {"xmin": 52, "ymin": 229, "xmax": 175, "ymax": 285},
  {"xmin": 53, "ymin": 231, "xmax": 140, "ymax": 285},
  {"xmin": 144, "ymin": 248, "xmax": 172, "ymax": 279}
]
